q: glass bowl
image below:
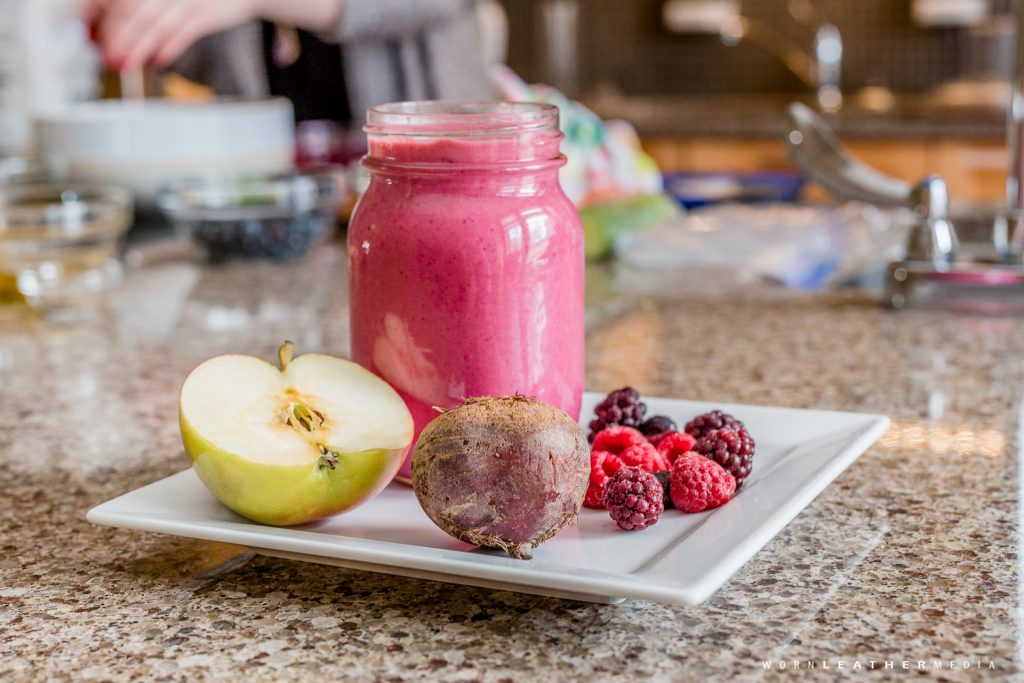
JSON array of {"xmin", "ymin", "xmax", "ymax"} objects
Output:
[
  {"xmin": 0, "ymin": 183, "xmax": 132, "ymax": 319},
  {"xmin": 159, "ymin": 173, "xmax": 339, "ymax": 263}
]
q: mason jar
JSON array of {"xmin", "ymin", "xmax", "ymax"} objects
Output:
[{"xmin": 348, "ymin": 101, "xmax": 584, "ymax": 481}]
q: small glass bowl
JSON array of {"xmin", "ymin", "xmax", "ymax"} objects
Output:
[
  {"xmin": 0, "ymin": 183, "xmax": 132, "ymax": 319},
  {"xmin": 159, "ymin": 173, "xmax": 339, "ymax": 263}
]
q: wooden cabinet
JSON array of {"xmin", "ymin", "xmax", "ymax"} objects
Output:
[
  {"xmin": 929, "ymin": 141, "xmax": 1010, "ymax": 204},
  {"xmin": 644, "ymin": 137, "xmax": 1009, "ymax": 204}
]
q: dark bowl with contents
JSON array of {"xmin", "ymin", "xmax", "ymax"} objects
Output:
[{"xmin": 159, "ymin": 173, "xmax": 338, "ymax": 262}]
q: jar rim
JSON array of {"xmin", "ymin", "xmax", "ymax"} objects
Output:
[{"xmin": 365, "ymin": 100, "xmax": 559, "ymax": 137}]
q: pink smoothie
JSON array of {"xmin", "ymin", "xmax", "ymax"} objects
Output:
[{"xmin": 349, "ymin": 125, "xmax": 584, "ymax": 481}]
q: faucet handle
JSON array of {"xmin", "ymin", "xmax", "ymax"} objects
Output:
[
  {"xmin": 906, "ymin": 176, "xmax": 958, "ymax": 267},
  {"xmin": 910, "ymin": 175, "xmax": 949, "ymax": 219}
]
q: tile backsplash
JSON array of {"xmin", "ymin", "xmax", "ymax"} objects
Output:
[{"xmin": 500, "ymin": 0, "xmax": 1016, "ymax": 97}]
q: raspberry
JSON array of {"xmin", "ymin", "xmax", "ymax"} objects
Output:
[
  {"xmin": 693, "ymin": 428, "xmax": 755, "ymax": 487},
  {"xmin": 603, "ymin": 466, "xmax": 664, "ymax": 530},
  {"xmin": 670, "ymin": 452, "xmax": 736, "ymax": 513},
  {"xmin": 684, "ymin": 410, "xmax": 745, "ymax": 440},
  {"xmin": 648, "ymin": 430, "xmax": 673, "ymax": 448},
  {"xmin": 619, "ymin": 442, "xmax": 669, "ymax": 472},
  {"xmin": 654, "ymin": 431, "xmax": 697, "ymax": 465},
  {"xmin": 591, "ymin": 425, "xmax": 647, "ymax": 456},
  {"xmin": 638, "ymin": 415, "xmax": 677, "ymax": 438},
  {"xmin": 588, "ymin": 387, "xmax": 647, "ymax": 442},
  {"xmin": 584, "ymin": 450, "xmax": 624, "ymax": 509},
  {"xmin": 654, "ymin": 470, "xmax": 674, "ymax": 509}
]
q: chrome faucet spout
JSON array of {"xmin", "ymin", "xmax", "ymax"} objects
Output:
[
  {"xmin": 662, "ymin": 0, "xmax": 844, "ymax": 111},
  {"xmin": 718, "ymin": 15, "xmax": 842, "ymax": 111}
]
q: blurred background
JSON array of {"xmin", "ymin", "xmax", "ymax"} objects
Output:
[
  {"xmin": 1, "ymin": 0, "xmax": 1023, "ymax": 317},
  {"xmin": 509, "ymin": 0, "xmax": 1013, "ymax": 98},
  {"xmin": 502, "ymin": 0, "xmax": 1012, "ymax": 204}
]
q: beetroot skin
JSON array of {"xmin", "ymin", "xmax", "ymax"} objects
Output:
[{"xmin": 411, "ymin": 396, "xmax": 590, "ymax": 560}]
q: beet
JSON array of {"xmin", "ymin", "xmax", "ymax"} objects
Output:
[{"xmin": 412, "ymin": 395, "xmax": 590, "ymax": 560}]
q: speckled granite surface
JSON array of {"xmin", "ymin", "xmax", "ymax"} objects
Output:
[{"xmin": 1, "ymin": 245, "xmax": 1019, "ymax": 681}]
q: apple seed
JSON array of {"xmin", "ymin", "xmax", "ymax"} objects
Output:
[{"xmin": 317, "ymin": 445, "xmax": 340, "ymax": 470}]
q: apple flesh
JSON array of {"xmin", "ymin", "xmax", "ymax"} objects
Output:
[{"xmin": 179, "ymin": 343, "xmax": 413, "ymax": 526}]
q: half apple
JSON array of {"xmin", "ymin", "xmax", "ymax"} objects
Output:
[{"xmin": 179, "ymin": 342, "xmax": 413, "ymax": 526}]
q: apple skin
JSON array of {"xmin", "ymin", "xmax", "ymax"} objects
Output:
[{"xmin": 180, "ymin": 411, "xmax": 408, "ymax": 526}]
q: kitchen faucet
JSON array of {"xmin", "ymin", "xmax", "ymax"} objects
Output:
[
  {"xmin": 663, "ymin": 0, "xmax": 843, "ymax": 111},
  {"xmin": 783, "ymin": 2, "xmax": 1024, "ymax": 312}
]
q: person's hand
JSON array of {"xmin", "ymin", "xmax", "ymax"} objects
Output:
[{"xmin": 82, "ymin": 0, "xmax": 259, "ymax": 69}]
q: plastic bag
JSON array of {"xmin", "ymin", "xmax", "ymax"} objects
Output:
[{"xmin": 614, "ymin": 202, "xmax": 912, "ymax": 290}]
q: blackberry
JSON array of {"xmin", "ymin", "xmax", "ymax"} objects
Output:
[
  {"xmin": 693, "ymin": 428, "xmax": 755, "ymax": 487},
  {"xmin": 638, "ymin": 415, "xmax": 677, "ymax": 438},
  {"xmin": 684, "ymin": 410, "xmax": 745, "ymax": 440},
  {"xmin": 588, "ymin": 387, "xmax": 647, "ymax": 442},
  {"xmin": 603, "ymin": 466, "xmax": 664, "ymax": 531},
  {"xmin": 654, "ymin": 470, "xmax": 674, "ymax": 509}
]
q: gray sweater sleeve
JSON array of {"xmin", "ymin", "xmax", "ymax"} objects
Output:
[{"xmin": 327, "ymin": 0, "xmax": 473, "ymax": 41}]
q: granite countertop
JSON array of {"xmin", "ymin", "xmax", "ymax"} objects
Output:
[
  {"xmin": 1, "ymin": 244, "xmax": 1019, "ymax": 680},
  {"xmin": 583, "ymin": 93, "xmax": 1007, "ymax": 141}
]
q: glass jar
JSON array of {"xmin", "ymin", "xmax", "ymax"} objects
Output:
[{"xmin": 348, "ymin": 101, "xmax": 585, "ymax": 481}]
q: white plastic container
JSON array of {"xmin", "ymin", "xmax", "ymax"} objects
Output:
[{"xmin": 35, "ymin": 98, "xmax": 296, "ymax": 203}]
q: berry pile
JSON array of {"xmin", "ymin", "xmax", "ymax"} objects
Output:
[{"xmin": 584, "ymin": 389, "xmax": 757, "ymax": 530}]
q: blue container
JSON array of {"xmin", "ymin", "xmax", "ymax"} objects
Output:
[{"xmin": 665, "ymin": 170, "xmax": 806, "ymax": 209}]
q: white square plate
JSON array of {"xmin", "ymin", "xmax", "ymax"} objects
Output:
[{"xmin": 87, "ymin": 394, "xmax": 889, "ymax": 605}]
